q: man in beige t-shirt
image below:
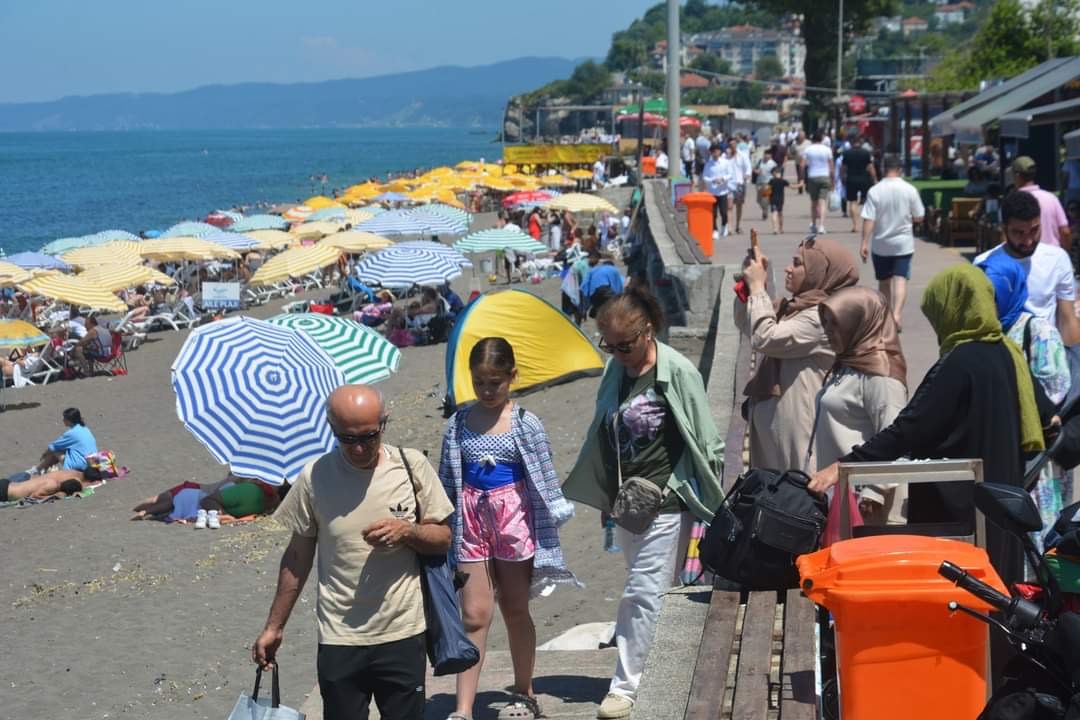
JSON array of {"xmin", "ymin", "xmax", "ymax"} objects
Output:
[{"xmin": 252, "ymin": 385, "xmax": 453, "ymax": 720}]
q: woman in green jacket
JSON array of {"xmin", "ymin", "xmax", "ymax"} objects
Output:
[{"xmin": 564, "ymin": 285, "xmax": 725, "ymax": 720}]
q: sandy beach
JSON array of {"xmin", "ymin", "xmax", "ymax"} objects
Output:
[{"xmin": 0, "ymin": 190, "xmax": 715, "ymax": 720}]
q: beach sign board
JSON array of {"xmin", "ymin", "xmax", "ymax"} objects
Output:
[{"xmin": 202, "ymin": 282, "xmax": 241, "ymax": 309}]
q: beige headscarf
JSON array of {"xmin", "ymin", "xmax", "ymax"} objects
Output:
[
  {"xmin": 819, "ymin": 287, "xmax": 907, "ymax": 387},
  {"xmin": 745, "ymin": 237, "xmax": 858, "ymax": 401}
]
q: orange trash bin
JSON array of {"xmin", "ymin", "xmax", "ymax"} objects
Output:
[
  {"xmin": 797, "ymin": 535, "xmax": 1006, "ymax": 720},
  {"xmin": 680, "ymin": 192, "xmax": 716, "ymax": 257},
  {"xmin": 642, "ymin": 155, "xmax": 657, "ymax": 177}
]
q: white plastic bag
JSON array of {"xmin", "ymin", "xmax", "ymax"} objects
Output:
[
  {"xmin": 227, "ymin": 667, "xmax": 304, "ymax": 720},
  {"xmin": 827, "ymin": 189, "xmax": 842, "ymax": 212}
]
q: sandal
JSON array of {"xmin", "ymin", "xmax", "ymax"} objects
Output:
[{"xmin": 498, "ymin": 692, "xmax": 542, "ymax": 719}]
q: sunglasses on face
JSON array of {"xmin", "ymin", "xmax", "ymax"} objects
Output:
[
  {"xmin": 332, "ymin": 420, "xmax": 387, "ymax": 446},
  {"xmin": 599, "ymin": 329, "xmax": 644, "ymax": 355}
]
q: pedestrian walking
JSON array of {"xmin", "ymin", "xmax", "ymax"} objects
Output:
[
  {"xmin": 766, "ymin": 165, "xmax": 803, "ymax": 234},
  {"xmin": 702, "ymin": 142, "xmax": 735, "ymax": 237},
  {"xmin": 252, "ymin": 385, "xmax": 454, "ymax": 720},
  {"xmin": 842, "ymin": 136, "xmax": 877, "ymax": 234},
  {"xmin": 859, "ymin": 154, "xmax": 925, "ymax": 331},
  {"xmin": 730, "ymin": 142, "xmax": 752, "ymax": 234},
  {"xmin": 801, "ymin": 131, "xmax": 834, "ymax": 234},
  {"xmin": 681, "ymin": 130, "xmax": 696, "ymax": 180}
]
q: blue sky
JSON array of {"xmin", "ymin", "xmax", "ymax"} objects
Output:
[{"xmin": 0, "ymin": 0, "xmax": 659, "ymax": 103}]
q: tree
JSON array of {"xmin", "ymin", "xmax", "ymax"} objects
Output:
[
  {"xmin": 606, "ymin": 36, "xmax": 648, "ymax": 72},
  {"xmin": 564, "ymin": 60, "xmax": 611, "ymax": 104},
  {"xmin": 731, "ymin": 80, "xmax": 764, "ymax": 108},
  {"xmin": 689, "ymin": 53, "xmax": 733, "ymax": 77},
  {"xmin": 754, "ymin": 54, "xmax": 784, "ymax": 81},
  {"xmin": 630, "ymin": 69, "xmax": 667, "ymax": 95}
]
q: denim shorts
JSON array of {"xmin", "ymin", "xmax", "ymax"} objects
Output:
[{"xmin": 871, "ymin": 252, "xmax": 913, "ymax": 280}]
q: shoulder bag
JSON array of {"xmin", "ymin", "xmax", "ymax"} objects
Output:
[{"xmin": 609, "ymin": 411, "xmax": 670, "ymax": 535}]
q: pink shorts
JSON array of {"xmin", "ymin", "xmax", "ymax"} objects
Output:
[{"xmin": 458, "ymin": 481, "xmax": 536, "ymax": 563}]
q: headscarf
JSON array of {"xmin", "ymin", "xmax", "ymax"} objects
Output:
[
  {"xmin": 920, "ymin": 263, "xmax": 1043, "ymax": 452},
  {"xmin": 976, "ymin": 250, "xmax": 1029, "ymax": 331},
  {"xmin": 746, "ymin": 237, "xmax": 859, "ymax": 401},
  {"xmin": 819, "ymin": 287, "xmax": 907, "ymax": 387}
]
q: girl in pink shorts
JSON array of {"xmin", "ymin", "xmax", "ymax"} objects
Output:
[{"xmin": 439, "ymin": 337, "xmax": 577, "ymax": 720}]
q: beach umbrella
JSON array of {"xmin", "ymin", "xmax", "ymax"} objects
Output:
[
  {"xmin": 389, "ymin": 241, "xmax": 471, "ymax": 266},
  {"xmin": 5, "ymin": 251, "xmax": 71, "ymax": 271},
  {"xmin": 307, "ymin": 207, "xmax": 348, "ymax": 223},
  {"xmin": 0, "ymin": 261, "xmax": 32, "ymax": 287},
  {"xmin": 230, "ymin": 214, "xmax": 288, "ymax": 232},
  {"xmin": 163, "ymin": 221, "xmax": 219, "ymax": 238},
  {"xmin": 244, "ymin": 230, "xmax": 294, "ymax": 250},
  {"xmin": 18, "ymin": 273, "xmax": 127, "ymax": 312},
  {"xmin": 454, "ymin": 227, "xmax": 548, "ymax": 255},
  {"xmin": 303, "ymin": 196, "xmax": 344, "ymax": 210},
  {"xmin": 423, "ymin": 203, "xmax": 471, "ymax": 225},
  {"xmin": 201, "ymin": 228, "xmax": 261, "ymax": 251},
  {"xmin": 171, "ymin": 316, "xmax": 345, "ymax": 485},
  {"xmin": 501, "ymin": 191, "xmax": 555, "ymax": 209},
  {"xmin": 139, "ymin": 237, "xmax": 240, "ymax": 262},
  {"xmin": 62, "ymin": 241, "xmax": 144, "ymax": 268},
  {"xmin": 205, "ymin": 210, "xmax": 242, "ymax": 227},
  {"xmin": 371, "ymin": 192, "xmax": 410, "ymax": 203},
  {"xmin": 355, "ymin": 246, "xmax": 464, "ymax": 287},
  {"xmin": 283, "ymin": 205, "xmax": 314, "ymax": 222},
  {"xmin": 291, "ymin": 220, "xmax": 344, "ymax": 239},
  {"xmin": 567, "ymin": 169, "xmax": 594, "ymax": 180},
  {"xmin": 357, "ymin": 209, "xmax": 466, "ymax": 237},
  {"xmin": 322, "ymin": 231, "xmax": 393, "ymax": 254},
  {"xmin": 545, "ymin": 193, "xmax": 618, "ymax": 214},
  {"xmin": 267, "ymin": 314, "xmax": 400, "ymax": 385},
  {"xmin": 249, "ymin": 244, "xmax": 341, "ymax": 286},
  {"xmin": 41, "ymin": 229, "xmax": 138, "ymax": 255},
  {"xmin": 540, "ymin": 175, "xmax": 576, "ymax": 188},
  {"xmin": 344, "ymin": 209, "xmax": 374, "ymax": 225},
  {"xmin": 0, "ymin": 319, "xmax": 50, "ymax": 348},
  {"xmin": 78, "ymin": 264, "xmax": 176, "ymax": 292}
]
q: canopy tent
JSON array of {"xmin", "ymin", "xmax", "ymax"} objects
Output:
[
  {"xmin": 544, "ymin": 193, "xmax": 618, "ymax": 214},
  {"xmin": 78, "ymin": 264, "xmax": 176, "ymax": 292},
  {"xmin": 444, "ymin": 289, "xmax": 603, "ymax": 410},
  {"xmin": 322, "ymin": 231, "xmax": 393, "ymax": 254},
  {"xmin": 249, "ymin": 244, "xmax": 341, "ymax": 286},
  {"xmin": 18, "ymin": 273, "xmax": 127, "ymax": 312}
]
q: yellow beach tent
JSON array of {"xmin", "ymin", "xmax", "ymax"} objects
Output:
[{"xmin": 444, "ymin": 289, "xmax": 603, "ymax": 410}]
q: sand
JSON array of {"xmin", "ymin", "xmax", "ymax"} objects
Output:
[{"xmin": 0, "ymin": 190, "xmax": 716, "ymax": 720}]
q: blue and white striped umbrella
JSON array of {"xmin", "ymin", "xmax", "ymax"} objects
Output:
[
  {"xmin": 163, "ymin": 221, "xmax": 219, "ymax": 238},
  {"xmin": 41, "ymin": 229, "xmax": 138, "ymax": 255},
  {"xmin": 202, "ymin": 228, "xmax": 260, "ymax": 251},
  {"xmin": 357, "ymin": 209, "xmax": 466, "ymax": 237},
  {"xmin": 307, "ymin": 207, "xmax": 347, "ymax": 223},
  {"xmin": 230, "ymin": 214, "xmax": 289, "ymax": 232},
  {"xmin": 171, "ymin": 316, "xmax": 345, "ymax": 485},
  {"xmin": 422, "ymin": 203, "xmax": 472, "ymax": 226},
  {"xmin": 409, "ymin": 209, "xmax": 469, "ymax": 235},
  {"xmin": 355, "ymin": 246, "xmax": 465, "ymax": 287},
  {"xmin": 6, "ymin": 251, "xmax": 71, "ymax": 270},
  {"xmin": 372, "ymin": 192, "xmax": 410, "ymax": 203},
  {"xmin": 391, "ymin": 241, "xmax": 471, "ymax": 266}
]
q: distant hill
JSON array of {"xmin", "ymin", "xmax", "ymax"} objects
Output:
[{"xmin": 0, "ymin": 57, "xmax": 582, "ymax": 132}]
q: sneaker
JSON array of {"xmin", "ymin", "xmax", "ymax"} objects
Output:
[
  {"xmin": 722, "ymin": 226, "xmax": 730, "ymax": 237},
  {"xmin": 207, "ymin": 510, "xmax": 221, "ymax": 529},
  {"xmin": 596, "ymin": 693, "xmax": 633, "ymax": 719},
  {"xmin": 194, "ymin": 509, "xmax": 208, "ymax": 529}
]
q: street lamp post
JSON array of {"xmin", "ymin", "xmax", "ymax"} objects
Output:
[{"xmin": 837, "ymin": 0, "xmax": 844, "ymax": 100}]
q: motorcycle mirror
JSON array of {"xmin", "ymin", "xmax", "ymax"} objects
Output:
[{"xmin": 974, "ymin": 483, "xmax": 1043, "ymax": 535}]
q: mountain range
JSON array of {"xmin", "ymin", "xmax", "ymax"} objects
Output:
[{"xmin": 0, "ymin": 57, "xmax": 582, "ymax": 132}]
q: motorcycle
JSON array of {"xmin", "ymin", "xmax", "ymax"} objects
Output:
[{"xmin": 939, "ymin": 482, "xmax": 1080, "ymax": 719}]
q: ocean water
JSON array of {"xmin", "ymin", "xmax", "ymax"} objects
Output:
[{"xmin": 0, "ymin": 128, "xmax": 498, "ymax": 255}]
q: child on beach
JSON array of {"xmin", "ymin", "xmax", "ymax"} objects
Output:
[
  {"xmin": 438, "ymin": 337, "xmax": 577, "ymax": 720},
  {"xmin": 767, "ymin": 165, "xmax": 804, "ymax": 234}
]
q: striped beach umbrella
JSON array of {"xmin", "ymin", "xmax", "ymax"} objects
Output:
[
  {"xmin": 230, "ymin": 214, "xmax": 289, "ymax": 232},
  {"xmin": 78, "ymin": 264, "xmax": 176, "ymax": 292},
  {"xmin": 322, "ymin": 231, "xmax": 393, "ymax": 254},
  {"xmin": 171, "ymin": 316, "xmax": 345, "ymax": 485},
  {"xmin": 62, "ymin": 241, "xmax": 143, "ymax": 268},
  {"xmin": 243, "ymin": 230, "xmax": 294, "ymax": 250},
  {"xmin": 249, "ymin": 244, "xmax": 341, "ymax": 286},
  {"xmin": 355, "ymin": 246, "xmax": 464, "ymax": 287},
  {"xmin": 267, "ymin": 314, "xmax": 400, "ymax": 385},
  {"xmin": 163, "ymin": 221, "xmax": 219, "ymax": 238},
  {"xmin": 283, "ymin": 205, "xmax": 314, "ymax": 222},
  {"xmin": 0, "ymin": 261, "xmax": 32, "ymax": 287},
  {"xmin": 18, "ymin": 273, "xmax": 127, "ymax": 312},
  {"xmin": 307, "ymin": 207, "xmax": 347, "ymax": 223},
  {"xmin": 0, "ymin": 319, "xmax": 50, "ymax": 348},
  {"xmin": 545, "ymin": 193, "xmax": 618, "ymax": 214},
  {"xmin": 390, "ymin": 241, "xmax": 471, "ymax": 266},
  {"xmin": 454, "ymin": 227, "xmax": 548, "ymax": 255},
  {"xmin": 423, "ymin": 203, "xmax": 471, "ymax": 225},
  {"xmin": 201, "ymin": 228, "xmax": 260, "ymax": 251},
  {"xmin": 5, "ymin": 251, "xmax": 71, "ymax": 271}
]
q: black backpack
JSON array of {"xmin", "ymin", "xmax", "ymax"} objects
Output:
[{"xmin": 701, "ymin": 468, "xmax": 828, "ymax": 591}]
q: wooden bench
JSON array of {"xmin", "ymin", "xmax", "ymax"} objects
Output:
[{"xmin": 684, "ymin": 587, "xmax": 817, "ymax": 720}]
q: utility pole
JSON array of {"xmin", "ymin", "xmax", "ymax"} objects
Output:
[
  {"xmin": 837, "ymin": 0, "xmax": 844, "ymax": 99},
  {"xmin": 666, "ymin": 0, "xmax": 680, "ymax": 178}
]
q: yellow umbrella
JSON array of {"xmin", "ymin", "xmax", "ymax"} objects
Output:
[
  {"xmin": 139, "ymin": 237, "xmax": 239, "ymax": 262},
  {"xmin": 303, "ymin": 195, "xmax": 344, "ymax": 210},
  {"xmin": 62, "ymin": 241, "xmax": 143, "ymax": 268},
  {"xmin": 250, "ymin": 244, "xmax": 341, "ymax": 285},
  {"xmin": 541, "ymin": 175, "xmax": 576, "ymax": 187},
  {"xmin": 291, "ymin": 221, "xmax": 344, "ymax": 239},
  {"xmin": 322, "ymin": 231, "xmax": 393, "ymax": 253},
  {"xmin": 0, "ymin": 319, "xmax": 50, "ymax": 348},
  {"xmin": 244, "ymin": 230, "xmax": 294, "ymax": 250},
  {"xmin": 344, "ymin": 209, "xmax": 373, "ymax": 225},
  {"xmin": 434, "ymin": 193, "xmax": 466, "ymax": 209},
  {"xmin": 19, "ymin": 274, "xmax": 127, "ymax": 312},
  {"xmin": 0, "ymin": 261, "xmax": 32, "ymax": 287},
  {"xmin": 545, "ymin": 193, "xmax": 618, "ymax": 214},
  {"xmin": 567, "ymin": 169, "xmax": 593, "ymax": 179},
  {"xmin": 78, "ymin": 264, "xmax": 176, "ymax": 292},
  {"xmin": 455, "ymin": 160, "xmax": 481, "ymax": 170},
  {"xmin": 283, "ymin": 205, "xmax": 314, "ymax": 222}
]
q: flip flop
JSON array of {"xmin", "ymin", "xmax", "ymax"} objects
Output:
[{"xmin": 498, "ymin": 692, "xmax": 542, "ymax": 719}]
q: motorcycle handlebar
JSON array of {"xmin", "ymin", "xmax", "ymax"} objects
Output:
[{"xmin": 938, "ymin": 561, "xmax": 1013, "ymax": 612}]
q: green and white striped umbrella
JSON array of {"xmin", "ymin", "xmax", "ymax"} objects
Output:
[
  {"xmin": 454, "ymin": 227, "xmax": 548, "ymax": 255},
  {"xmin": 266, "ymin": 313, "xmax": 401, "ymax": 385}
]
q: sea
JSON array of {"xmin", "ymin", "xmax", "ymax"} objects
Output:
[{"xmin": 0, "ymin": 128, "xmax": 498, "ymax": 255}]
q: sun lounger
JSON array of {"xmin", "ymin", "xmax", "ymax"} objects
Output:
[{"xmin": 112, "ymin": 309, "xmax": 150, "ymax": 349}]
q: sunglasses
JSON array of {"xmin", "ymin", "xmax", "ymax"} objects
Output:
[
  {"xmin": 598, "ymin": 329, "xmax": 644, "ymax": 355},
  {"xmin": 332, "ymin": 419, "xmax": 387, "ymax": 446}
]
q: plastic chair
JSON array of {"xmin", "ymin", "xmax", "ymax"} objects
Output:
[{"xmin": 90, "ymin": 332, "xmax": 128, "ymax": 376}]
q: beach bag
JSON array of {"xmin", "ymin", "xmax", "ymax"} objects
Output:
[
  {"xmin": 399, "ymin": 449, "xmax": 480, "ymax": 676},
  {"xmin": 701, "ymin": 468, "xmax": 828, "ymax": 590},
  {"xmin": 84, "ymin": 450, "xmax": 120, "ymax": 481},
  {"xmin": 227, "ymin": 666, "xmax": 304, "ymax": 720},
  {"xmin": 609, "ymin": 412, "xmax": 670, "ymax": 534}
]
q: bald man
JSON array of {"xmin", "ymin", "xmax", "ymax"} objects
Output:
[{"xmin": 252, "ymin": 385, "xmax": 453, "ymax": 720}]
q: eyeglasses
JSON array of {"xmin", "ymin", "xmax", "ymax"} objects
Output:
[
  {"xmin": 332, "ymin": 419, "xmax": 387, "ymax": 446},
  {"xmin": 598, "ymin": 329, "xmax": 644, "ymax": 354}
]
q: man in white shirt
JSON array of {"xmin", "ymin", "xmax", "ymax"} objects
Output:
[
  {"xmin": 860, "ymin": 154, "xmax": 925, "ymax": 329},
  {"xmin": 695, "ymin": 130, "xmax": 712, "ymax": 188},
  {"xmin": 975, "ymin": 190, "xmax": 1080, "ymax": 345},
  {"xmin": 681, "ymin": 131, "xmax": 696, "ymax": 180},
  {"xmin": 702, "ymin": 143, "xmax": 735, "ymax": 237},
  {"xmin": 727, "ymin": 142, "xmax": 752, "ymax": 234},
  {"xmin": 800, "ymin": 131, "xmax": 834, "ymax": 234},
  {"xmin": 655, "ymin": 149, "xmax": 669, "ymax": 177},
  {"xmin": 593, "ymin": 158, "xmax": 606, "ymax": 188}
]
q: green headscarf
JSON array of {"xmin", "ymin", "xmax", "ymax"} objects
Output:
[{"xmin": 921, "ymin": 263, "xmax": 1044, "ymax": 452}]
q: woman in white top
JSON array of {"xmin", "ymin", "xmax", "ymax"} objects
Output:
[{"xmin": 813, "ymin": 287, "xmax": 909, "ymax": 524}]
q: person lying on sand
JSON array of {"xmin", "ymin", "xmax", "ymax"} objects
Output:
[
  {"xmin": 130, "ymin": 475, "xmax": 287, "ymax": 522},
  {"xmin": 1, "ymin": 470, "xmax": 86, "ymax": 503}
]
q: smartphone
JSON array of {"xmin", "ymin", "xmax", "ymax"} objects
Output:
[{"xmin": 750, "ymin": 228, "xmax": 760, "ymax": 255}]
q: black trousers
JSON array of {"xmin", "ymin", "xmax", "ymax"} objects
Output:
[
  {"xmin": 713, "ymin": 194, "xmax": 729, "ymax": 230},
  {"xmin": 317, "ymin": 633, "xmax": 426, "ymax": 720}
]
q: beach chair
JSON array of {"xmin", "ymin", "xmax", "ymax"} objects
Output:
[
  {"xmin": 89, "ymin": 331, "xmax": 127, "ymax": 376},
  {"xmin": 25, "ymin": 343, "xmax": 63, "ymax": 385},
  {"xmin": 113, "ymin": 309, "xmax": 150, "ymax": 349}
]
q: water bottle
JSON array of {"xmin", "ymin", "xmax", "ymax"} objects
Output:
[{"xmin": 603, "ymin": 516, "xmax": 620, "ymax": 553}]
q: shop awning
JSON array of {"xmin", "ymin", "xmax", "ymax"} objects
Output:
[
  {"xmin": 1000, "ymin": 96, "xmax": 1080, "ymax": 138},
  {"xmin": 929, "ymin": 57, "xmax": 1080, "ymax": 140}
]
